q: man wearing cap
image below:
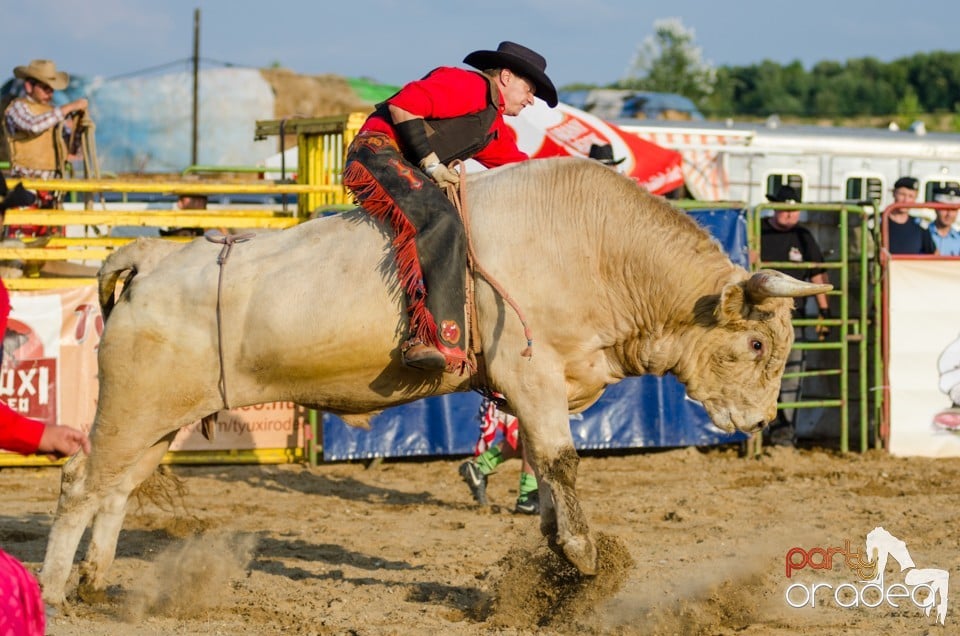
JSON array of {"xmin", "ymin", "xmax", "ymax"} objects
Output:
[
  {"xmin": 760, "ymin": 185, "xmax": 831, "ymax": 307},
  {"xmin": 759, "ymin": 184, "xmax": 831, "ymax": 445},
  {"xmin": 3, "ymin": 59, "xmax": 88, "ymax": 180},
  {"xmin": 887, "ymin": 176, "xmax": 937, "ymax": 255},
  {"xmin": 343, "ymin": 41, "xmax": 557, "ymax": 372},
  {"xmin": 929, "ymin": 186, "xmax": 960, "ymax": 256}
]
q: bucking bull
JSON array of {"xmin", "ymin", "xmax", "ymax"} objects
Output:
[{"xmin": 40, "ymin": 157, "xmax": 829, "ymax": 604}]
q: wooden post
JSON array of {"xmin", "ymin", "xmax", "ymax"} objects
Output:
[{"xmin": 191, "ymin": 8, "xmax": 200, "ymax": 166}]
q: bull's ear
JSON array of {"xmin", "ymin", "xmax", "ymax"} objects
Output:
[{"xmin": 716, "ymin": 282, "xmax": 746, "ymax": 324}]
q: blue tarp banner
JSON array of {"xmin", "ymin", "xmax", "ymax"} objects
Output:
[{"xmin": 323, "ymin": 208, "xmax": 750, "ymax": 460}]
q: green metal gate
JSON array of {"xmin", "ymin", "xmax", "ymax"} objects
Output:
[{"xmin": 747, "ymin": 201, "xmax": 881, "ymax": 453}]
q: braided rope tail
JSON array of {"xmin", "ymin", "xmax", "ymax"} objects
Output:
[{"xmin": 446, "ymin": 160, "xmax": 533, "ymax": 359}]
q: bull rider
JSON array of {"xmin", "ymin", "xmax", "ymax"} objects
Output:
[{"xmin": 343, "ymin": 41, "xmax": 557, "ymax": 372}]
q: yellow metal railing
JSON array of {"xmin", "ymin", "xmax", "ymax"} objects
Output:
[
  {"xmin": 0, "ymin": 178, "xmax": 333, "ymax": 290},
  {"xmin": 254, "ymin": 112, "xmax": 366, "ymax": 215},
  {"xmin": 11, "ymin": 178, "xmax": 339, "ymax": 200}
]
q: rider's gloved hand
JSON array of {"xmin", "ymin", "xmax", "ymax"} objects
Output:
[{"xmin": 419, "ymin": 152, "xmax": 460, "ymax": 189}]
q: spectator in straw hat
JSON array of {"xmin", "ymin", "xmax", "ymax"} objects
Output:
[
  {"xmin": 3, "ymin": 59, "xmax": 88, "ymax": 180},
  {"xmin": 343, "ymin": 41, "xmax": 557, "ymax": 372}
]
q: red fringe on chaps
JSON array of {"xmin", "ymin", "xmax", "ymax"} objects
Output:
[{"xmin": 342, "ymin": 161, "xmax": 440, "ymax": 349}]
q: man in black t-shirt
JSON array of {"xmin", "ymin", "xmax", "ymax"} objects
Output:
[
  {"xmin": 759, "ymin": 185, "xmax": 831, "ymax": 445},
  {"xmin": 760, "ymin": 185, "xmax": 831, "ymax": 315}
]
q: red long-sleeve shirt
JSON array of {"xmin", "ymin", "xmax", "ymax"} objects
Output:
[
  {"xmin": 360, "ymin": 66, "xmax": 528, "ymax": 168},
  {"xmin": 0, "ymin": 282, "xmax": 45, "ymax": 455}
]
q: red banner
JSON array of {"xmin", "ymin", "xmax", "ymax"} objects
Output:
[
  {"xmin": 505, "ymin": 101, "xmax": 684, "ymax": 195},
  {"xmin": 0, "ymin": 359, "xmax": 57, "ymax": 422}
]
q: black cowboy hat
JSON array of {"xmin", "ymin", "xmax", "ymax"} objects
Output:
[
  {"xmin": 766, "ymin": 184, "xmax": 801, "ymax": 204},
  {"xmin": 0, "ymin": 172, "xmax": 37, "ymax": 213},
  {"xmin": 463, "ymin": 41, "xmax": 558, "ymax": 107},
  {"xmin": 588, "ymin": 143, "xmax": 625, "ymax": 166}
]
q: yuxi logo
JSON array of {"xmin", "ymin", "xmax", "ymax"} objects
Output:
[{"xmin": 783, "ymin": 526, "xmax": 949, "ymax": 625}]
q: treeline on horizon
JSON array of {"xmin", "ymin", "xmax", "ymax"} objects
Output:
[{"xmin": 570, "ymin": 51, "xmax": 960, "ymax": 121}]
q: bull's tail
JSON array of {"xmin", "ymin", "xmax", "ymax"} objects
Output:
[
  {"xmin": 98, "ymin": 256, "xmax": 134, "ymax": 319},
  {"xmin": 98, "ymin": 238, "xmax": 183, "ymax": 318}
]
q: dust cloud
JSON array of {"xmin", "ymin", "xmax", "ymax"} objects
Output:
[{"xmin": 122, "ymin": 532, "xmax": 256, "ymax": 621}]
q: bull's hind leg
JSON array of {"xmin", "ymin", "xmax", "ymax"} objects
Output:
[
  {"xmin": 41, "ymin": 416, "xmax": 178, "ymax": 606},
  {"xmin": 39, "ymin": 452, "xmax": 98, "ymax": 606},
  {"xmin": 78, "ymin": 432, "xmax": 176, "ymax": 596},
  {"xmin": 510, "ymin": 391, "xmax": 598, "ymax": 575}
]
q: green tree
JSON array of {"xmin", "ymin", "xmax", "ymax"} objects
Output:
[
  {"xmin": 896, "ymin": 86, "xmax": 922, "ymax": 126},
  {"xmin": 621, "ymin": 17, "xmax": 716, "ymax": 106},
  {"xmin": 700, "ymin": 66, "xmax": 736, "ymax": 117}
]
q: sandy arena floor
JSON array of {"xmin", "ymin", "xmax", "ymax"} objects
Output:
[{"xmin": 2, "ymin": 445, "xmax": 957, "ymax": 635}]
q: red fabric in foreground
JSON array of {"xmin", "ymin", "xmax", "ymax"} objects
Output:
[
  {"xmin": 0, "ymin": 281, "xmax": 46, "ymax": 455},
  {"xmin": 0, "ymin": 548, "xmax": 45, "ymax": 636}
]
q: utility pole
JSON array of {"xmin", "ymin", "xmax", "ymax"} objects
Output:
[{"xmin": 191, "ymin": 8, "xmax": 200, "ymax": 166}]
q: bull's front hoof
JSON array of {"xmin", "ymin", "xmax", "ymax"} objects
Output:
[
  {"xmin": 562, "ymin": 533, "xmax": 598, "ymax": 576},
  {"xmin": 38, "ymin": 572, "xmax": 67, "ymax": 608},
  {"xmin": 40, "ymin": 588, "xmax": 66, "ymax": 608}
]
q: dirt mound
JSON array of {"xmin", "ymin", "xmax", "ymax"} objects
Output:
[
  {"xmin": 259, "ymin": 68, "xmax": 376, "ymax": 149},
  {"xmin": 484, "ymin": 532, "xmax": 634, "ymax": 630},
  {"xmin": 260, "ymin": 68, "xmax": 374, "ymax": 120}
]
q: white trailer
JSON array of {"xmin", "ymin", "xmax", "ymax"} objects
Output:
[{"xmin": 617, "ymin": 118, "xmax": 960, "ymax": 214}]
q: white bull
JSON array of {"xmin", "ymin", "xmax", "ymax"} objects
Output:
[{"xmin": 40, "ymin": 157, "xmax": 829, "ymax": 604}]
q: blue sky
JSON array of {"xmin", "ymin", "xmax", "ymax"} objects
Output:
[{"xmin": 8, "ymin": 0, "xmax": 958, "ymax": 88}]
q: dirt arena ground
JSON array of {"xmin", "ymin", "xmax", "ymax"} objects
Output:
[{"xmin": 2, "ymin": 444, "xmax": 957, "ymax": 635}]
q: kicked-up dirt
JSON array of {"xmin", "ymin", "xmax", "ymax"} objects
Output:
[{"xmin": 2, "ymin": 444, "xmax": 958, "ymax": 635}]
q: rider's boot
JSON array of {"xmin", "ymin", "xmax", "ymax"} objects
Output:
[{"xmin": 401, "ymin": 338, "xmax": 446, "ymax": 371}]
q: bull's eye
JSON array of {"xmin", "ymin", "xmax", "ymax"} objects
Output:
[{"xmin": 750, "ymin": 339, "xmax": 763, "ymax": 354}]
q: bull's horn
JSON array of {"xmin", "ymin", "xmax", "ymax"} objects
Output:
[{"xmin": 746, "ymin": 269, "xmax": 833, "ymax": 300}]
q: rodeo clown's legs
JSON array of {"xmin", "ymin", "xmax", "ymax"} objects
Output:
[
  {"xmin": 343, "ymin": 132, "xmax": 468, "ymax": 372},
  {"xmin": 459, "ymin": 395, "xmax": 540, "ymax": 514}
]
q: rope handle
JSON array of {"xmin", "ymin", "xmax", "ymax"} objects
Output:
[
  {"xmin": 204, "ymin": 230, "xmax": 256, "ymax": 409},
  {"xmin": 447, "ymin": 161, "xmax": 533, "ymax": 358}
]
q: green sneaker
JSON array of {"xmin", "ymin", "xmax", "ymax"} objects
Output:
[
  {"xmin": 459, "ymin": 460, "xmax": 488, "ymax": 505},
  {"xmin": 513, "ymin": 490, "xmax": 539, "ymax": 515}
]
